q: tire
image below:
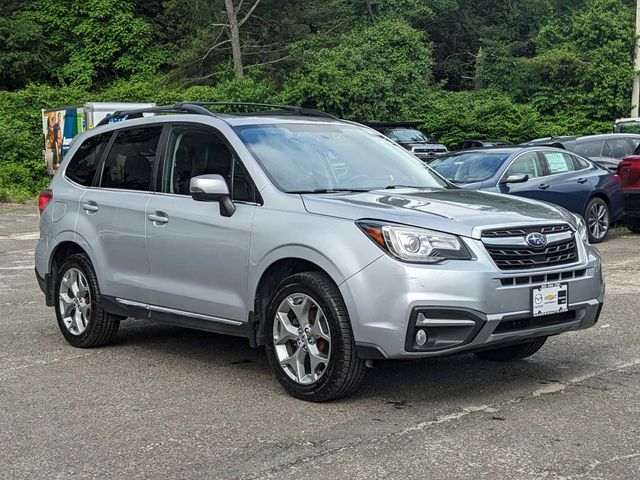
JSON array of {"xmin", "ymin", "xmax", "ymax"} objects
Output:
[
  {"xmin": 474, "ymin": 337, "xmax": 547, "ymax": 362},
  {"xmin": 264, "ymin": 272, "xmax": 366, "ymax": 401},
  {"xmin": 54, "ymin": 253, "xmax": 120, "ymax": 348},
  {"xmin": 584, "ymin": 197, "xmax": 610, "ymax": 243}
]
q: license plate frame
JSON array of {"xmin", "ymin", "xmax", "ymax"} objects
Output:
[{"xmin": 532, "ymin": 282, "xmax": 568, "ymax": 317}]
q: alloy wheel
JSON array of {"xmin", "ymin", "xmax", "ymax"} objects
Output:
[
  {"xmin": 587, "ymin": 202, "xmax": 609, "ymax": 241},
  {"xmin": 272, "ymin": 293, "xmax": 331, "ymax": 385},
  {"xmin": 58, "ymin": 267, "xmax": 92, "ymax": 335}
]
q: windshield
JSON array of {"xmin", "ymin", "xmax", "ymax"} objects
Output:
[
  {"xmin": 430, "ymin": 152, "xmax": 510, "ymax": 183},
  {"xmin": 614, "ymin": 121, "xmax": 640, "ymax": 134},
  {"xmin": 234, "ymin": 123, "xmax": 450, "ymax": 193},
  {"xmin": 385, "ymin": 128, "xmax": 429, "ymax": 143}
]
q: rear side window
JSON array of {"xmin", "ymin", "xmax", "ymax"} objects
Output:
[
  {"xmin": 65, "ymin": 133, "xmax": 111, "ymax": 186},
  {"xmin": 542, "ymin": 151, "xmax": 575, "ymax": 174},
  {"xmin": 603, "ymin": 138, "xmax": 633, "ymax": 159},
  {"xmin": 574, "ymin": 140, "xmax": 602, "ymax": 158},
  {"xmin": 100, "ymin": 126, "xmax": 162, "ymax": 191}
]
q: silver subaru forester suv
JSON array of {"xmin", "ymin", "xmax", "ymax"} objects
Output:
[{"xmin": 36, "ymin": 103, "xmax": 604, "ymax": 401}]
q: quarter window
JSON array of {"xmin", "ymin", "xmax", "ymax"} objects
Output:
[
  {"xmin": 542, "ymin": 151, "xmax": 575, "ymax": 174},
  {"xmin": 100, "ymin": 127, "xmax": 162, "ymax": 191},
  {"xmin": 65, "ymin": 133, "xmax": 111, "ymax": 186},
  {"xmin": 505, "ymin": 152, "xmax": 542, "ymax": 179}
]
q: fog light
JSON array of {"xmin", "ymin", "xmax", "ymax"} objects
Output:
[{"xmin": 415, "ymin": 329, "xmax": 427, "ymax": 346}]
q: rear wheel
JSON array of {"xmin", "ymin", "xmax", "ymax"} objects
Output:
[
  {"xmin": 54, "ymin": 253, "xmax": 120, "ymax": 348},
  {"xmin": 585, "ymin": 197, "xmax": 610, "ymax": 243},
  {"xmin": 474, "ymin": 337, "xmax": 547, "ymax": 362},
  {"xmin": 265, "ymin": 272, "xmax": 366, "ymax": 401}
]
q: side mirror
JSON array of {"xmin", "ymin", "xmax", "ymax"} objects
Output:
[
  {"xmin": 499, "ymin": 173, "xmax": 529, "ymax": 185},
  {"xmin": 190, "ymin": 174, "xmax": 236, "ymax": 217}
]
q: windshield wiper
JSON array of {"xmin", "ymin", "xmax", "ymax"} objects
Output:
[
  {"xmin": 288, "ymin": 188, "xmax": 371, "ymax": 194},
  {"xmin": 383, "ymin": 184, "xmax": 428, "ymax": 190}
]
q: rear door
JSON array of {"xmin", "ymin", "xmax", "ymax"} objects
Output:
[
  {"xmin": 145, "ymin": 123, "xmax": 258, "ymax": 328},
  {"xmin": 537, "ymin": 150, "xmax": 592, "ymax": 214},
  {"xmin": 77, "ymin": 124, "xmax": 165, "ymax": 304}
]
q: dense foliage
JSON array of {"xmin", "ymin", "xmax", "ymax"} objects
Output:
[{"xmin": 0, "ymin": 0, "xmax": 637, "ymax": 201}]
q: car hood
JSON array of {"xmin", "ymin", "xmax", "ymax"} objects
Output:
[{"xmin": 301, "ymin": 188, "xmax": 575, "ymax": 239}]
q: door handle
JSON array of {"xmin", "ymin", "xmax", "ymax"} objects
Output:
[
  {"xmin": 82, "ymin": 201, "xmax": 99, "ymax": 213},
  {"xmin": 577, "ymin": 178, "xmax": 588, "ymax": 184},
  {"xmin": 148, "ymin": 212, "xmax": 169, "ymax": 224},
  {"xmin": 538, "ymin": 184, "xmax": 550, "ymax": 190}
]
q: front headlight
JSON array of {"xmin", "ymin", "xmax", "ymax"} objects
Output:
[
  {"xmin": 572, "ymin": 213, "xmax": 589, "ymax": 244},
  {"xmin": 357, "ymin": 221, "xmax": 472, "ymax": 263}
]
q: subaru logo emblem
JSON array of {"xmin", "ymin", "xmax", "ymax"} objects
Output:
[{"xmin": 526, "ymin": 232, "xmax": 547, "ymax": 248}]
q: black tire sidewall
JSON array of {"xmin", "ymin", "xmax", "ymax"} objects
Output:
[
  {"xmin": 264, "ymin": 273, "xmax": 356, "ymax": 400},
  {"xmin": 54, "ymin": 254, "xmax": 102, "ymax": 347},
  {"xmin": 585, "ymin": 197, "xmax": 610, "ymax": 243}
]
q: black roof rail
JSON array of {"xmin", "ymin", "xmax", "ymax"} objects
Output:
[
  {"xmin": 96, "ymin": 103, "xmax": 215, "ymax": 126},
  {"xmin": 96, "ymin": 101, "xmax": 336, "ymax": 127},
  {"xmin": 180, "ymin": 102, "xmax": 337, "ymax": 119}
]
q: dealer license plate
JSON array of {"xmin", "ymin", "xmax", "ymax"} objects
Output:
[{"xmin": 532, "ymin": 283, "xmax": 568, "ymax": 317}]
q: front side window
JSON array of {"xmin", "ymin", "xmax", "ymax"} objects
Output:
[
  {"xmin": 164, "ymin": 126, "xmax": 255, "ymax": 202},
  {"xmin": 234, "ymin": 123, "xmax": 449, "ymax": 192},
  {"xmin": 65, "ymin": 132, "xmax": 111, "ymax": 186},
  {"xmin": 100, "ymin": 126, "xmax": 162, "ymax": 191},
  {"xmin": 542, "ymin": 151, "xmax": 575, "ymax": 174},
  {"xmin": 574, "ymin": 140, "xmax": 603, "ymax": 158},
  {"xmin": 505, "ymin": 152, "xmax": 543, "ymax": 179},
  {"xmin": 431, "ymin": 152, "xmax": 510, "ymax": 183}
]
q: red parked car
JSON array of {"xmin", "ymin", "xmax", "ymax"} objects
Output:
[{"xmin": 619, "ymin": 151, "xmax": 640, "ymax": 232}]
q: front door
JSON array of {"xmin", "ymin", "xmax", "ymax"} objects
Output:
[
  {"xmin": 497, "ymin": 151, "xmax": 548, "ymax": 202},
  {"xmin": 145, "ymin": 124, "xmax": 258, "ymax": 325}
]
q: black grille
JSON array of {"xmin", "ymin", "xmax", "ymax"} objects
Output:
[
  {"xmin": 482, "ymin": 224, "xmax": 571, "ymax": 238},
  {"xmin": 486, "ymin": 238, "xmax": 577, "ymax": 270},
  {"xmin": 494, "ymin": 311, "xmax": 576, "ymax": 334},
  {"xmin": 482, "ymin": 224, "xmax": 577, "ymax": 271}
]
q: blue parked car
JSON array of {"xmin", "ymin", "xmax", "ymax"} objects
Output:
[{"xmin": 430, "ymin": 146, "xmax": 624, "ymax": 243}]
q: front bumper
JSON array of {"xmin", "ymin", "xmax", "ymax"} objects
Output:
[{"xmin": 340, "ymin": 238, "xmax": 604, "ymax": 359}]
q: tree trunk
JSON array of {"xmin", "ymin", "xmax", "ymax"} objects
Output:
[{"xmin": 225, "ymin": 0, "xmax": 244, "ymax": 77}]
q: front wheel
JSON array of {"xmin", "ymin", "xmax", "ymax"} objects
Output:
[
  {"xmin": 474, "ymin": 337, "xmax": 547, "ymax": 362},
  {"xmin": 265, "ymin": 272, "xmax": 366, "ymax": 401},
  {"xmin": 585, "ymin": 197, "xmax": 610, "ymax": 243}
]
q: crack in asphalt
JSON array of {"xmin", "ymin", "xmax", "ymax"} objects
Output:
[{"xmin": 237, "ymin": 358, "xmax": 640, "ymax": 480}]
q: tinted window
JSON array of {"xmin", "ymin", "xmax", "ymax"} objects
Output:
[
  {"xmin": 431, "ymin": 152, "xmax": 509, "ymax": 183},
  {"xmin": 604, "ymin": 139, "xmax": 633, "ymax": 159},
  {"xmin": 65, "ymin": 133, "xmax": 111, "ymax": 186},
  {"xmin": 385, "ymin": 129, "xmax": 429, "ymax": 143},
  {"xmin": 101, "ymin": 127, "xmax": 162, "ymax": 191},
  {"xmin": 164, "ymin": 126, "xmax": 255, "ymax": 202},
  {"xmin": 572, "ymin": 155, "xmax": 590, "ymax": 170},
  {"xmin": 505, "ymin": 152, "xmax": 542, "ymax": 179},
  {"xmin": 542, "ymin": 151, "xmax": 575, "ymax": 174},
  {"xmin": 574, "ymin": 140, "xmax": 602, "ymax": 158}
]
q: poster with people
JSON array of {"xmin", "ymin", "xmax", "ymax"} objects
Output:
[{"xmin": 42, "ymin": 107, "xmax": 84, "ymax": 174}]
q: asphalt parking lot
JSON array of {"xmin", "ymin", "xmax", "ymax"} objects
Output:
[{"xmin": 1, "ymin": 203, "xmax": 639, "ymax": 480}]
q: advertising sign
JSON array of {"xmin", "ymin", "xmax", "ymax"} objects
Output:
[{"xmin": 42, "ymin": 107, "xmax": 84, "ymax": 174}]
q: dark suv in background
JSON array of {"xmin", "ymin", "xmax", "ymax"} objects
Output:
[
  {"xmin": 526, "ymin": 134, "xmax": 640, "ymax": 172},
  {"xmin": 366, "ymin": 122, "xmax": 448, "ymax": 162}
]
